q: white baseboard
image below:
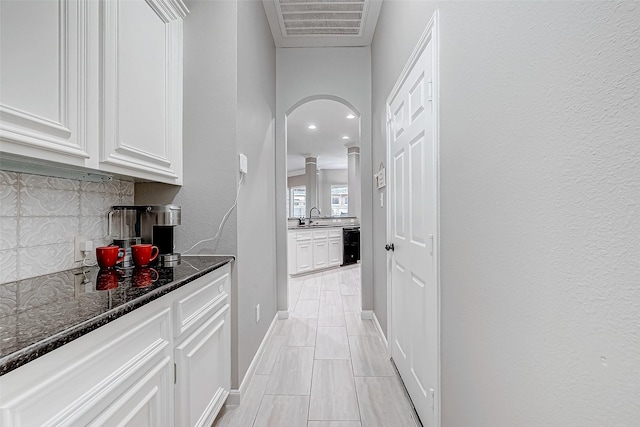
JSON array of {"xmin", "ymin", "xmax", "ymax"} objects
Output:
[
  {"xmin": 372, "ymin": 312, "xmax": 388, "ymax": 349},
  {"xmin": 360, "ymin": 310, "xmax": 373, "ymax": 320},
  {"xmin": 227, "ymin": 313, "xmax": 279, "ymax": 405},
  {"xmin": 277, "ymin": 310, "xmax": 289, "ymax": 319}
]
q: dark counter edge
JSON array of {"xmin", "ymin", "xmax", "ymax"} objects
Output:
[{"xmin": 0, "ymin": 256, "xmax": 234, "ymax": 377}]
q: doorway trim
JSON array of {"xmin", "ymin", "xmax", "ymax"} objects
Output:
[
  {"xmin": 282, "ymin": 95, "xmax": 362, "ymax": 315},
  {"xmin": 385, "ymin": 10, "xmax": 440, "ymax": 427}
]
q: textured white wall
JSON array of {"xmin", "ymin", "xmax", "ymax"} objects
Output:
[
  {"xmin": 275, "ymin": 47, "xmax": 372, "ymax": 312},
  {"xmin": 372, "ymin": 1, "xmax": 640, "ymax": 425},
  {"xmin": 236, "ymin": 0, "xmax": 277, "ymax": 388}
]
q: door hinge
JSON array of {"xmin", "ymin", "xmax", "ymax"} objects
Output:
[
  {"xmin": 174, "ymin": 363, "xmax": 177, "ymax": 384},
  {"xmin": 429, "ymin": 234, "xmax": 434, "ymax": 256},
  {"xmin": 427, "ymin": 79, "xmax": 433, "ymax": 102}
]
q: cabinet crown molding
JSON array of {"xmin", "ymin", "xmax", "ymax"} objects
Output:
[{"xmin": 145, "ymin": 0, "xmax": 189, "ymax": 23}]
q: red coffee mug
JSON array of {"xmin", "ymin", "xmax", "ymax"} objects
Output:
[
  {"xmin": 96, "ymin": 245, "xmax": 126, "ymax": 269},
  {"xmin": 132, "ymin": 267, "xmax": 159, "ymax": 288},
  {"xmin": 131, "ymin": 244, "xmax": 159, "ymax": 267},
  {"xmin": 96, "ymin": 269, "xmax": 122, "ymax": 290}
]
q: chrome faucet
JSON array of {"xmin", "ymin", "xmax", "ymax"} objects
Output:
[{"xmin": 308, "ymin": 207, "xmax": 321, "ymax": 225}]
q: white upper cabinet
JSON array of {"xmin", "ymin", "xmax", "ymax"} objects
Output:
[
  {"xmin": 99, "ymin": 0, "xmax": 186, "ymax": 184},
  {"xmin": 0, "ymin": 0, "xmax": 187, "ymax": 185},
  {"xmin": 0, "ymin": 0, "xmax": 90, "ymax": 166}
]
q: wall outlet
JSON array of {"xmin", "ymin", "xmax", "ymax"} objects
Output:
[
  {"xmin": 239, "ymin": 153, "xmax": 248, "ymax": 174},
  {"xmin": 74, "ymin": 235, "xmax": 91, "ymax": 262},
  {"xmin": 256, "ymin": 304, "xmax": 260, "ymax": 323}
]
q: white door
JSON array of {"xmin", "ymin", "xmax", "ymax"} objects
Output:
[{"xmin": 387, "ymin": 14, "xmax": 439, "ymax": 427}]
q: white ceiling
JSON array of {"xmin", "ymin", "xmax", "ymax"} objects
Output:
[
  {"xmin": 287, "ymin": 99, "xmax": 359, "ymax": 174},
  {"xmin": 262, "ymin": 0, "xmax": 383, "ymax": 48}
]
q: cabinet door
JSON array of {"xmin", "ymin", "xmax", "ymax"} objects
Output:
[
  {"xmin": 288, "ymin": 232, "xmax": 297, "ymax": 275},
  {"xmin": 99, "ymin": 0, "xmax": 186, "ymax": 184},
  {"xmin": 313, "ymin": 239, "xmax": 329, "ymax": 269},
  {"xmin": 175, "ymin": 305, "xmax": 231, "ymax": 427},
  {"xmin": 328, "ymin": 237, "xmax": 343, "ymax": 266},
  {"xmin": 0, "ymin": 0, "xmax": 90, "ymax": 166},
  {"xmin": 296, "ymin": 240, "xmax": 313, "ymax": 273}
]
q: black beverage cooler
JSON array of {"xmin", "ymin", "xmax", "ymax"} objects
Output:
[{"xmin": 342, "ymin": 227, "xmax": 360, "ymax": 266}]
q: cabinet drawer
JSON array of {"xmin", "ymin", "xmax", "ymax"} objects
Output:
[
  {"xmin": 313, "ymin": 230, "xmax": 329, "ymax": 239},
  {"xmin": 296, "ymin": 231, "xmax": 312, "ymax": 241},
  {"xmin": 173, "ymin": 269, "xmax": 230, "ymax": 338},
  {"xmin": 329, "ymin": 229, "xmax": 343, "ymax": 238}
]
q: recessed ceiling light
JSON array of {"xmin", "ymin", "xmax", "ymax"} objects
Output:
[
  {"xmin": 308, "ymin": 124, "xmax": 317, "ymax": 130},
  {"xmin": 346, "ymin": 114, "xmax": 355, "ymax": 119},
  {"xmin": 342, "ymin": 136, "xmax": 350, "ymax": 140}
]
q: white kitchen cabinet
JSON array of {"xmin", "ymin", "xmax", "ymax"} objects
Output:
[
  {"xmin": 98, "ymin": 0, "xmax": 186, "ymax": 184},
  {"xmin": 296, "ymin": 239, "xmax": 313, "ymax": 273},
  {"xmin": 288, "ymin": 227, "xmax": 344, "ymax": 275},
  {"xmin": 0, "ymin": 306, "xmax": 174, "ymax": 426},
  {"xmin": 0, "ymin": 0, "xmax": 91, "ymax": 167},
  {"xmin": 288, "ymin": 231, "xmax": 297, "ymax": 275},
  {"xmin": 313, "ymin": 229, "xmax": 329, "ymax": 269},
  {"xmin": 0, "ymin": 0, "xmax": 187, "ymax": 185},
  {"xmin": 174, "ymin": 268, "xmax": 231, "ymax": 427},
  {"xmin": 328, "ymin": 237, "xmax": 343, "ymax": 266},
  {"xmin": 0, "ymin": 263, "xmax": 231, "ymax": 427}
]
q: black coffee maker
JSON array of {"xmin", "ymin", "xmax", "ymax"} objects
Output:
[{"xmin": 109, "ymin": 205, "xmax": 182, "ymax": 267}]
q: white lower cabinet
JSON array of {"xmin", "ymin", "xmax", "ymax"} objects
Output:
[
  {"xmin": 0, "ymin": 263, "xmax": 231, "ymax": 427},
  {"xmin": 288, "ymin": 228, "xmax": 343, "ymax": 275},
  {"xmin": 329, "ymin": 237, "xmax": 343, "ymax": 266},
  {"xmin": 295, "ymin": 232, "xmax": 313, "ymax": 273}
]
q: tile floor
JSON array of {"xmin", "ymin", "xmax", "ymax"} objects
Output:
[{"xmin": 213, "ymin": 265, "xmax": 420, "ymax": 427}]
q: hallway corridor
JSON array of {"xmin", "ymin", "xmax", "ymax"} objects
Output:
[{"xmin": 213, "ymin": 265, "xmax": 420, "ymax": 427}]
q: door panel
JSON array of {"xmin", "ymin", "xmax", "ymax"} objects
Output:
[{"xmin": 387, "ymin": 22, "xmax": 438, "ymax": 427}]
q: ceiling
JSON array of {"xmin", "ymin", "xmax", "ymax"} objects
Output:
[
  {"xmin": 287, "ymin": 99, "xmax": 359, "ymax": 174},
  {"xmin": 262, "ymin": 0, "xmax": 383, "ymax": 48}
]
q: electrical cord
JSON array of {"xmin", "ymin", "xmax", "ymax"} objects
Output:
[{"xmin": 182, "ymin": 173, "xmax": 244, "ymax": 255}]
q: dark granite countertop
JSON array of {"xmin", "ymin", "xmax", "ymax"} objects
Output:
[{"xmin": 0, "ymin": 255, "xmax": 234, "ymax": 376}]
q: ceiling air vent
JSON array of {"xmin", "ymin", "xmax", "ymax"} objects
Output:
[{"xmin": 277, "ymin": 0, "xmax": 367, "ymax": 37}]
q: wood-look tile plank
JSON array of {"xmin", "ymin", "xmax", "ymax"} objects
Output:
[
  {"xmin": 315, "ymin": 327, "xmax": 350, "ymax": 359},
  {"xmin": 342, "ymin": 295, "xmax": 361, "ymax": 313},
  {"xmin": 226, "ymin": 375, "xmax": 270, "ymax": 427},
  {"xmin": 354, "ymin": 376, "xmax": 418, "ymax": 427},
  {"xmin": 320, "ymin": 289, "xmax": 343, "ymax": 306},
  {"xmin": 276, "ymin": 318, "xmax": 318, "ymax": 347},
  {"xmin": 299, "ymin": 284, "xmax": 321, "ymax": 300},
  {"xmin": 308, "ymin": 422, "xmax": 362, "ymax": 427},
  {"xmin": 255, "ymin": 335, "xmax": 286, "ymax": 375},
  {"xmin": 349, "ymin": 336, "xmax": 395, "ymax": 377},
  {"xmin": 318, "ymin": 305, "xmax": 346, "ymax": 327},
  {"xmin": 291, "ymin": 299, "xmax": 320, "ymax": 318},
  {"xmin": 212, "ymin": 404, "xmax": 237, "ymax": 427},
  {"xmin": 253, "ymin": 395, "xmax": 310, "ymax": 427},
  {"xmin": 309, "ymin": 360, "xmax": 360, "ymax": 421},
  {"xmin": 339, "ymin": 284, "xmax": 358, "ymax": 296},
  {"xmin": 344, "ymin": 312, "xmax": 379, "ymax": 337},
  {"xmin": 265, "ymin": 347, "xmax": 314, "ymax": 395}
]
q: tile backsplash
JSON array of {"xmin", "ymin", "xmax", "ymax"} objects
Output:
[{"xmin": 0, "ymin": 171, "xmax": 134, "ymax": 284}]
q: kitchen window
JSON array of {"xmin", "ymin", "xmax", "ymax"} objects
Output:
[
  {"xmin": 289, "ymin": 186, "xmax": 306, "ymax": 217},
  {"xmin": 331, "ymin": 185, "xmax": 348, "ymax": 216}
]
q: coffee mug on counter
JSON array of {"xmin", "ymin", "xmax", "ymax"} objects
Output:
[
  {"xmin": 132, "ymin": 267, "xmax": 159, "ymax": 288},
  {"xmin": 96, "ymin": 246, "xmax": 126, "ymax": 269},
  {"xmin": 131, "ymin": 244, "xmax": 159, "ymax": 267}
]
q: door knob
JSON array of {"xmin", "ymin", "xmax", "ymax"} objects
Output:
[{"xmin": 385, "ymin": 243, "xmax": 394, "ymax": 252}]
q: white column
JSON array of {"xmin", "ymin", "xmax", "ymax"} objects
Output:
[
  {"xmin": 346, "ymin": 144, "xmax": 360, "ymax": 218},
  {"xmin": 305, "ymin": 156, "xmax": 318, "ymax": 215}
]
